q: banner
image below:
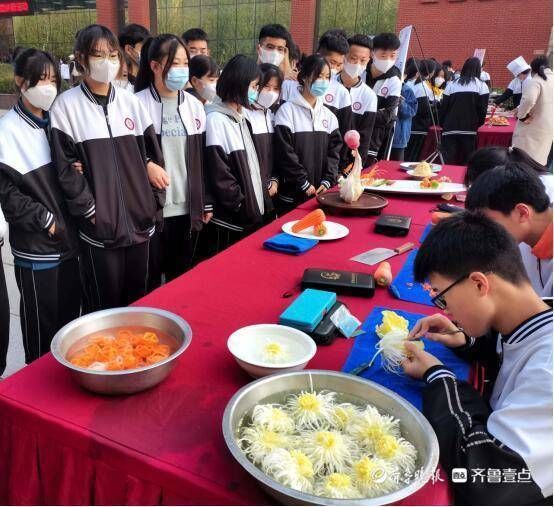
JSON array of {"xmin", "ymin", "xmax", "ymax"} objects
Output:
[
  {"xmin": 474, "ymin": 48, "xmax": 487, "ymax": 64},
  {"xmin": 396, "ymin": 25, "xmax": 413, "ymax": 77}
]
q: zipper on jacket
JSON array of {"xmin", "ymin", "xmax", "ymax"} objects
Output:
[
  {"xmin": 175, "ymin": 104, "xmax": 193, "ymax": 238},
  {"xmin": 103, "ymin": 104, "xmax": 132, "ymax": 243}
]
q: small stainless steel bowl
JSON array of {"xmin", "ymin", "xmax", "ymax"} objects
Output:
[
  {"xmin": 222, "ymin": 370, "xmax": 439, "ymax": 505},
  {"xmin": 51, "ymin": 307, "xmax": 192, "ymax": 395}
]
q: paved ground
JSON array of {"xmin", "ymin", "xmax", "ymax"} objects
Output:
[{"xmin": 1, "ymin": 109, "xmax": 26, "ymax": 378}]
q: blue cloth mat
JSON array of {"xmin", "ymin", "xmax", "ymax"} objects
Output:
[
  {"xmin": 342, "ymin": 306, "xmax": 471, "ymax": 411},
  {"xmin": 419, "ymin": 223, "xmax": 432, "ymax": 243},
  {"xmin": 390, "ymin": 249, "xmax": 434, "ymax": 307},
  {"xmin": 263, "ymin": 233, "xmax": 318, "ymax": 255}
]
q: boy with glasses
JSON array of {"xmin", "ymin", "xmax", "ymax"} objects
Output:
[{"xmin": 401, "ymin": 211, "xmax": 552, "ymax": 505}]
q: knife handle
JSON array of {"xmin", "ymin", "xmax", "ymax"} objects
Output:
[{"xmin": 395, "ymin": 242, "xmax": 414, "ymax": 254}]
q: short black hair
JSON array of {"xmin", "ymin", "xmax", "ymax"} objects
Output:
[
  {"xmin": 372, "ymin": 32, "xmax": 400, "ymax": 51},
  {"xmin": 458, "ymin": 57, "xmax": 481, "ymax": 85},
  {"xmin": 14, "ymin": 48, "xmax": 61, "ymax": 93},
  {"xmin": 74, "ymin": 24, "xmax": 121, "ymax": 74},
  {"xmin": 347, "ymin": 34, "xmax": 372, "ymax": 51},
  {"xmin": 414, "ymin": 211, "xmax": 528, "ymax": 285},
  {"xmin": 181, "ymin": 28, "xmax": 209, "ymax": 44},
  {"xmin": 405, "ymin": 57, "xmax": 419, "ymax": 81},
  {"xmin": 442, "ymin": 59, "xmax": 453, "ymax": 67},
  {"xmin": 217, "ymin": 54, "xmax": 261, "ymax": 108},
  {"xmin": 189, "ymin": 54, "xmax": 219, "ymax": 79},
  {"xmin": 465, "ymin": 146, "xmax": 547, "ymax": 186},
  {"xmin": 466, "ymin": 163, "xmax": 550, "ymax": 215},
  {"xmin": 317, "ymin": 33, "xmax": 349, "ymax": 56},
  {"xmin": 320, "ymin": 28, "xmax": 348, "ymax": 41},
  {"xmin": 531, "ymin": 55, "xmax": 549, "ymax": 81},
  {"xmin": 118, "ymin": 23, "xmax": 150, "ymax": 48},
  {"xmin": 297, "ymin": 54, "xmax": 329, "ymax": 87},
  {"xmin": 258, "ymin": 63, "xmax": 283, "ymax": 91},
  {"xmin": 258, "ymin": 24, "xmax": 290, "ymax": 44}
]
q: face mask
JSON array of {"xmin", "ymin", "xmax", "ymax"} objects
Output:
[
  {"xmin": 198, "ymin": 81, "xmax": 217, "ymax": 102},
  {"xmin": 310, "ymin": 79, "xmax": 329, "ymax": 97},
  {"xmin": 257, "ymin": 89, "xmax": 279, "ymax": 109},
  {"xmin": 330, "ymin": 68, "xmax": 339, "ymax": 78},
  {"xmin": 434, "ymin": 77, "xmax": 445, "ymax": 87},
  {"xmin": 89, "ymin": 58, "xmax": 120, "ymax": 83},
  {"xmin": 247, "ymin": 88, "xmax": 259, "ymax": 105},
  {"xmin": 259, "ymin": 47, "xmax": 285, "ymax": 67},
  {"xmin": 373, "ymin": 57, "xmax": 396, "ymax": 74},
  {"xmin": 343, "ymin": 61, "xmax": 364, "ymax": 79},
  {"xmin": 22, "ymin": 84, "xmax": 57, "ymax": 111},
  {"xmin": 165, "ymin": 66, "xmax": 189, "ymax": 91}
]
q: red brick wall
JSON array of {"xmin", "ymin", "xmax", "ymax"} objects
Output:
[
  {"xmin": 127, "ymin": 0, "xmax": 151, "ymax": 31},
  {"xmin": 396, "ymin": 0, "xmax": 552, "ymax": 87},
  {"xmin": 96, "ymin": 0, "xmax": 120, "ymax": 33},
  {"xmin": 290, "ymin": 0, "xmax": 317, "ymax": 54}
]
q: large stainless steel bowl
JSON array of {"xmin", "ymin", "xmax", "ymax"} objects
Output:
[
  {"xmin": 51, "ymin": 307, "xmax": 192, "ymax": 395},
  {"xmin": 222, "ymin": 370, "xmax": 439, "ymax": 505}
]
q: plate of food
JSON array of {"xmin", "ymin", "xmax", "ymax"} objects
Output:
[
  {"xmin": 399, "ymin": 161, "xmax": 441, "ymax": 173},
  {"xmin": 282, "ymin": 209, "xmax": 349, "ymax": 240},
  {"xmin": 363, "ymin": 176, "xmax": 466, "ymax": 196},
  {"xmin": 486, "ymin": 115, "xmax": 511, "ymax": 126}
]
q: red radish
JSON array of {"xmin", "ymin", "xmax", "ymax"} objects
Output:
[
  {"xmin": 344, "ymin": 130, "xmax": 360, "ymax": 150},
  {"xmin": 374, "ymin": 261, "xmax": 393, "ymax": 287}
]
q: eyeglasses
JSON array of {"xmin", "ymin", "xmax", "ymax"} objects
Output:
[
  {"xmin": 263, "ymin": 43, "xmax": 287, "ymax": 53},
  {"xmin": 431, "ymin": 274, "xmax": 469, "ymax": 310},
  {"xmin": 90, "ymin": 52, "xmax": 120, "ymax": 62}
]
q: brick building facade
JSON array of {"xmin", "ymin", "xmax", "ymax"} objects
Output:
[{"xmin": 396, "ymin": 0, "xmax": 552, "ymax": 87}]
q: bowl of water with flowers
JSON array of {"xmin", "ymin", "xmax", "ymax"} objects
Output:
[
  {"xmin": 222, "ymin": 370, "xmax": 439, "ymax": 505},
  {"xmin": 227, "ymin": 324, "xmax": 317, "ymax": 378}
]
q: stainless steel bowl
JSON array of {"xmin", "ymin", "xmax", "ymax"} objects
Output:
[
  {"xmin": 222, "ymin": 370, "xmax": 439, "ymax": 505},
  {"xmin": 51, "ymin": 307, "xmax": 192, "ymax": 395}
]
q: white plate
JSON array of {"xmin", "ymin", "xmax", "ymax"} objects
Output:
[
  {"xmin": 362, "ymin": 180, "xmax": 466, "ymax": 195},
  {"xmin": 282, "ymin": 220, "xmax": 349, "ymax": 240},
  {"xmin": 399, "ymin": 162, "xmax": 442, "ymax": 173}
]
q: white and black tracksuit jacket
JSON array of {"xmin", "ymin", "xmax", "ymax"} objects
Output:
[
  {"xmin": 274, "ymin": 93, "xmax": 342, "ymax": 205},
  {"xmin": 410, "ymin": 81, "xmax": 437, "ymax": 135},
  {"xmin": 50, "ymin": 82, "xmax": 164, "ymax": 250},
  {"xmin": 205, "ymin": 102, "xmax": 273, "ymax": 232},
  {"xmin": 439, "ymin": 78, "xmax": 490, "ymax": 137},
  {"xmin": 494, "ymin": 75, "xmax": 531, "ymax": 108},
  {"xmin": 0, "ymin": 103, "xmax": 78, "ymax": 262},
  {"xmin": 422, "ymin": 310, "xmax": 553, "ymax": 505},
  {"xmin": 135, "ymin": 85, "xmax": 212, "ymax": 232},
  {"xmin": 337, "ymin": 75, "xmax": 377, "ymax": 168},
  {"xmin": 363, "ymin": 64, "xmax": 402, "ymax": 159}
]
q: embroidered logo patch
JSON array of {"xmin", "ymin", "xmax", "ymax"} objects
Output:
[
  {"xmin": 325, "ymin": 93, "xmax": 334, "ymax": 103},
  {"xmin": 322, "ymin": 119, "xmax": 329, "ymax": 129},
  {"xmin": 353, "ymin": 101, "xmax": 362, "ymax": 111},
  {"xmin": 124, "ymin": 117, "xmax": 135, "ymax": 130},
  {"xmin": 380, "ymin": 86, "xmax": 389, "ymax": 97}
]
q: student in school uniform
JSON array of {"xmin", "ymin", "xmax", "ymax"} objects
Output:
[
  {"xmin": 50, "ymin": 24, "xmax": 165, "ymax": 311},
  {"xmin": 118, "ymin": 23, "xmax": 150, "ymax": 90},
  {"xmin": 439, "ymin": 57, "xmax": 489, "ymax": 165},
  {"xmin": 243, "ymin": 63, "xmax": 283, "ymax": 208},
  {"xmin": 480, "ymin": 61, "xmax": 492, "ymax": 88},
  {"xmin": 404, "ymin": 57, "xmax": 419, "ymax": 89},
  {"xmin": 403, "ymin": 211, "xmax": 552, "ymax": 504},
  {"xmin": 390, "ymin": 79, "xmax": 418, "ymax": 162},
  {"xmin": 430, "ymin": 63, "xmax": 447, "ymax": 102},
  {"xmin": 0, "ymin": 48, "xmax": 81, "ymax": 364},
  {"xmin": 363, "ymin": 32, "xmax": 402, "ymax": 163},
  {"xmin": 256, "ymin": 24, "xmax": 296, "ymax": 80},
  {"xmin": 186, "ymin": 55, "xmax": 219, "ymax": 104},
  {"xmin": 181, "ymin": 28, "xmax": 210, "ymax": 58},
  {"xmin": 337, "ymin": 34, "xmax": 377, "ymax": 170},
  {"xmin": 274, "ymin": 54, "xmax": 343, "ymax": 213},
  {"xmin": 466, "ymin": 164, "xmax": 553, "ymax": 298},
  {"xmin": 204, "ymin": 55, "xmax": 272, "ymax": 254},
  {"xmin": 135, "ymin": 34, "xmax": 211, "ymax": 289},
  {"xmin": 494, "ymin": 56, "xmax": 532, "ymax": 109},
  {"xmin": 0, "ymin": 208, "xmax": 8, "ymax": 377}
]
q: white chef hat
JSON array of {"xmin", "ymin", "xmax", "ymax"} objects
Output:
[{"xmin": 507, "ymin": 56, "xmax": 531, "ymax": 77}]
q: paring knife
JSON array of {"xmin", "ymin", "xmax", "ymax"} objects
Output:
[{"xmin": 351, "ymin": 242, "xmax": 414, "ymax": 266}]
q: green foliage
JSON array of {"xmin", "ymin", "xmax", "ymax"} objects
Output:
[{"xmin": 0, "ymin": 63, "xmax": 15, "ymax": 94}]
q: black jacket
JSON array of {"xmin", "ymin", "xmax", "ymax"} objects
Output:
[
  {"xmin": 0, "ymin": 103, "xmax": 78, "ymax": 262},
  {"xmin": 50, "ymin": 82, "xmax": 165, "ymax": 249},
  {"xmin": 411, "ymin": 81, "xmax": 438, "ymax": 134}
]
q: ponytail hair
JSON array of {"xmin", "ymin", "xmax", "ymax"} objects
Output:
[
  {"xmin": 530, "ymin": 55, "xmax": 549, "ymax": 81},
  {"xmin": 134, "ymin": 33, "xmax": 188, "ymax": 93}
]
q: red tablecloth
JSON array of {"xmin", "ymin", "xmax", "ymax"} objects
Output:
[
  {"xmin": 0, "ymin": 162, "xmax": 466, "ymax": 506},
  {"xmin": 419, "ymin": 118, "xmax": 516, "ymax": 160}
]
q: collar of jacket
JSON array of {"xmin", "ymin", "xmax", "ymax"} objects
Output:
[
  {"xmin": 80, "ymin": 81, "xmax": 116, "ymax": 105},
  {"xmin": 338, "ymin": 73, "xmax": 363, "ymax": 90},
  {"xmin": 149, "ymin": 84, "xmax": 185, "ymax": 106},
  {"xmin": 205, "ymin": 99, "xmax": 245, "ymax": 124},
  {"xmin": 291, "ymin": 90, "xmax": 324, "ymax": 114},
  {"xmin": 14, "ymin": 99, "xmax": 49, "ymax": 129}
]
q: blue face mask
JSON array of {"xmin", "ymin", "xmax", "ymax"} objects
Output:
[
  {"xmin": 247, "ymin": 88, "xmax": 259, "ymax": 105},
  {"xmin": 310, "ymin": 79, "xmax": 329, "ymax": 97},
  {"xmin": 165, "ymin": 66, "xmax": 189, "ymax": 91}
]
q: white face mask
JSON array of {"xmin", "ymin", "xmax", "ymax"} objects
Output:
[
  {"xmin": 373, "ymin": 57, "xmax": 396, "ymax": 74},
  {"xmin": 198, "ymin": 82, "xmax": 217, "ymax": 102},
  {"xmin": 343, "ymin": 61, "xmax": 364, "ymax": 79},
  {"xmin": 256, "ymin": 89, "xmax": 279, "ymax": 109},
  {"xmin": 434, "ymin": 77, "xmax": 445, "ymax": 87},
  {"xmin": 89, "ymin": 58, "xmax": 120, "ymax": 84},
  {"xmin": 22, "ymin": 84, "xmax": 57, "ymax": 111},
  {"xmin": 330, "ymin": 68, "xmax": 339, "ymax": 78},
  {"xmin": 259, "ymin": 47, "xmax": 285, "ymax": 67}
]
